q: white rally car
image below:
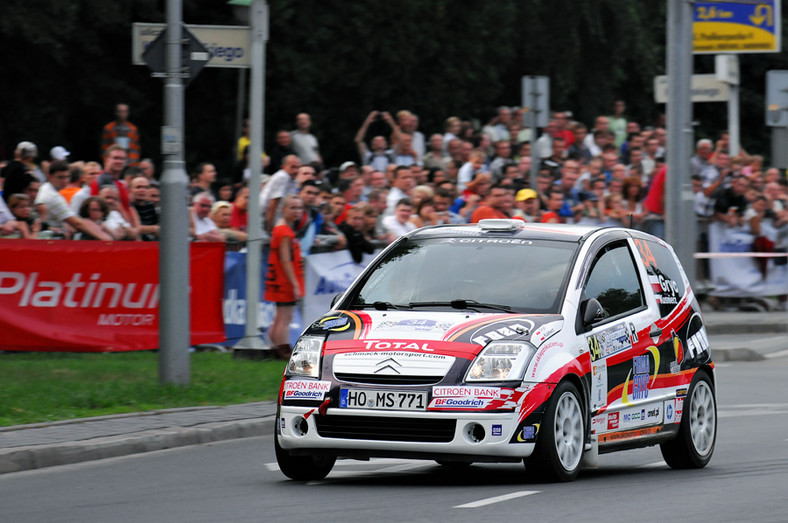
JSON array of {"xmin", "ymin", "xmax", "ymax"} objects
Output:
[{"xmin": 275, "ymin": 220, "xmax": 716, "ymax": 482}]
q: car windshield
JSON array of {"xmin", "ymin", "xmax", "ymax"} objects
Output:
[{"xmin": 348, "ymin": 237, "xmax": 578, "ymax": 314}]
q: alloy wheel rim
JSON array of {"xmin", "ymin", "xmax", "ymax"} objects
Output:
[
  {"xmin": 554, "ymin": 391, "xmax": 583, "ymax": 470},
  {"xmin": 689, "ymin": 380, "xmax": 716, "ymax": 456}
]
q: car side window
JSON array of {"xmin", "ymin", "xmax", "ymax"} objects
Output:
[
  {"xmin": 632, "ymin": 237, "xmax": 685, "ymax": 318},
  {"xmin": 583, "ymin": 242, "xmax": 645, "ymax": 320}
]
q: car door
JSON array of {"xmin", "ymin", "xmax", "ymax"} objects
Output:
[{"xmin": 579, "ymin": 238, "xmax": 663, "ymax": 442}]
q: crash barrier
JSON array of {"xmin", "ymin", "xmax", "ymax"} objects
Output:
[
  {"xmin": 223, "ymin": 248, "xmax": 381, "ymax": 348},
  {"xmin": 700, "ymin": 222, "xmax": 788, "ymax": 298},
  {"xmin": 0, "ymin": 240, "xmax": 226, "ymax": 352}
]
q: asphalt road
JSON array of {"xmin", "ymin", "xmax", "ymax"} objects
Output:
[{"xmin": 2, "ymin": 357, "xmax": 787, "ymax": 523}]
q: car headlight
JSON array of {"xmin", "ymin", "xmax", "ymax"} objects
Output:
[
  {"xmin": 286, "ymin": 336, "xmax": 324, "ymax": 378},
  {"xmin": 465, "ymin": 341, "xmax": 537, "ymax": 382}
]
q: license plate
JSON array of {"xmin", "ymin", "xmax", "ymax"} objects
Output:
[{"xmin": 339, "ymin": 389, "xmax": 427, "ymax": 411}]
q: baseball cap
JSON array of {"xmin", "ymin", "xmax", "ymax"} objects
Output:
[
  {"xmin": 516, "ymin": 188, "xmax": 538, "ymax": 201},
  {"xmin": 16, "ymin": 141, "xmax": 38, "ymax": 158},
  {"xmin": 50, "ymin": 145, "xmax": 71, "ymax": 161},
  {"xmin": 340, "ymin": 161, "xmax": 358, "ymax": 171}
]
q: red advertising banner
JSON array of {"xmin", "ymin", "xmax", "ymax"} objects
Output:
[{"xmin": 0, "ymin": 240, "xmax": 226, "ymax": 351}]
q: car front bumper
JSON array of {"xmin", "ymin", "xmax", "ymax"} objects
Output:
[{"xmin": 276, "ymin": 405, "xmax": 537, "ymax": 461}]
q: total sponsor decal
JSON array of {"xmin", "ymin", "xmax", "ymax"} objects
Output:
[
  {"xmin": 283, "ymin": 380, "xmax": 332, "ymax": 400},
  {"xmin": 360, "ymin": 340, "xmax": 434, "ymax": 352}
]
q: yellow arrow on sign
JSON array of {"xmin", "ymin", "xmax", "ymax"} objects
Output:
[{"xmin": 749, "ymin": 4, "xmax": 773, "ymax": 26}]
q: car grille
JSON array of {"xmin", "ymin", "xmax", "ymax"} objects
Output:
[
  {"xmin": 333, "ymin": 373, "xmax": 443, "ymax": 385},
  {"xmin": 315, "ymin": 415, "xmax": 456, "ymax": 443}
]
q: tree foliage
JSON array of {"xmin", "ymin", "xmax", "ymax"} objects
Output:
[{"xmin": 1, "ymin": 0, "xmax": 787, "ymax": 176}]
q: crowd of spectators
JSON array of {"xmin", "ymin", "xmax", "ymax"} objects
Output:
[{"xmin": 3, "ymin": 102, "xmax": 788, "ymax": 310}]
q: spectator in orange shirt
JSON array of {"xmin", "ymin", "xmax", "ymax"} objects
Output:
[{"xmin": 470, "ymin": 184, "xmax": 516, "ymax": 222}]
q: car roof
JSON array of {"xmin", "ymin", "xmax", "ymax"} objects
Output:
[{"xmin": 408, "ymin": 220, "xmax": 621, "ymax": 243}]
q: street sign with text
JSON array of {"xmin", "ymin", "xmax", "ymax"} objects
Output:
[
  {"xmin": 133, "ymin": 23, "xmax": 251, "ymax": 68},
  {"xmin": 693, "ymin": 1, "xmax": 780, "ymax": 54}
]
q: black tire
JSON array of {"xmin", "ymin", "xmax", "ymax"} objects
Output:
[
  {"xmin": 660, "ymin": 369, "xmax": 716, "ymax": 469},
  {"xmin": 524, "ymin": 380, "xmax": 585, "ymax": 482},
  {"xmin": 274, "ymin": 432, "xmax": 336, "ymax": 481}
]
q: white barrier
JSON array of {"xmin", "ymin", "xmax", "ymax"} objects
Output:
[{"xmin": 705, "ymin": 222, "xmax": 788, "ymax": 297}]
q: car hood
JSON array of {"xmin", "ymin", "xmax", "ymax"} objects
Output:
[{"xmin": 306, "ymin": 310, "xmax": 564, "ymax": 358}]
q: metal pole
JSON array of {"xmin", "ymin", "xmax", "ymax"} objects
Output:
[
  {"xmin": 666, "ymin": 0, "xmax": 696, "ymax": 286},
  {"xmin": 728, "ymin": 55, "xmax": 740, "ymax": 157},
  {"xmin": 159, "ymin": 0, "xmax": 190, "ymax": 384},
  {"xmin": 235, "ymin": 0, "xmax": 268, "ymax": 356},
  {"xmin": 234, "ymin": 68, "xmax": 248, "ymax": 162},
  {"xmin": 528, "ymin": 79, "xmax": 539, "ymax": 190}
]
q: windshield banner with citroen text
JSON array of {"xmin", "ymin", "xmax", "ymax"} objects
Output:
[{"xmin": 0, "ymin": 240, "xmax": 225, "ymax": 351}]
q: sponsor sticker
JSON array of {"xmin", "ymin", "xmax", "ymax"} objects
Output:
[
  {"xmin": 492, "ymin": 424, "xmax": 503, "ymax": 437},
  {"xmin": 283, "ymin": 380, "xmax": 332, "ymax": 400},
  {"xmin": 618, "ymin": 404, "xmax": 662, "ymax": 429},
  {"xmin": 608, "ymin": 412, "xmax": 620, "ymax": 430},
  {"xmin": 531, "ymin": 320, "xmax": 563, "ymax": 345},
  {"xmin": 591, "ymin": 360, "xmax": 608, "ymax": 411},
  {"xmin": 516, "ymin": 425, "xmax": 539, "ymax": 442},
  {"xmin": 469, "ymin": 319, "xmax": 533, "ymax": 346},
  {"xmin": 587, "ymin": 322, "xmax": 632, "ymax": 361},
  {"xmin": 591, "ymin": 414, "xmax": 607, "ymax": 434},
  {"xmin": 428, "ymin": 397, "xmax": 489, "ymax": 409},
  {"xmin": 664, "ymin": 400, "xmax": 675, "ymax": 423},
  {"xmin": 319, "ymin": 315, "xmax": 350, "ymax": 331},
  {"xmin": 431, "ymin": 386, "xmax": 511, "ymax": 399}
]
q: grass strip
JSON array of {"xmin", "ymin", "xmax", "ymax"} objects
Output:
[{"xmin": 0, "ymin": 352, "xmax": 286, "ymax": 426}]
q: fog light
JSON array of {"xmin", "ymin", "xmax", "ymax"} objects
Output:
[
  {"xmin": 293, "ymin": 416, "xmax": 309, "ymax": 437},
  {"xmin": 464, "ymin": 423, "xmax": 486, "ymax": 443}
]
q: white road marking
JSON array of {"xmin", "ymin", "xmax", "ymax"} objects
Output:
[
  {"xmin": 455, "ymin": 490, "xmax": 539, "ymax": 508},
  {"xmin": 765, "ymin": 349, "xmax": 788, "ymax": 359}
]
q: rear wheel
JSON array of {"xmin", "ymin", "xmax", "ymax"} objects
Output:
[
  {"xmin": 274, "ymin": 432, "xmax": 336, "ymax": 481},
  {"xmin": 660, "ymin": 369, "xmax": 716, "ymax": 469},
  {"xmin": 524, "ymin": 381, "xmax": 585, "ymax": 482}
]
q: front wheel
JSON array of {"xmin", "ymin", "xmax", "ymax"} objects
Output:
[
  {"xmin": 524, "ymin": 381, "xmax": 585, "ymax": 482},
  {"xmin": 660, "ymin": 369, "xmax": 717, "ymax": 469},
  {"xmin": 274, "ymin": 432, "xmax": 336, "ymax": 481}
]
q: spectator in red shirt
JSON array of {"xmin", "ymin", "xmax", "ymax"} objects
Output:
[{"xmin": 642, "ymin": 164, "xmax": 666, "ymax": 239}]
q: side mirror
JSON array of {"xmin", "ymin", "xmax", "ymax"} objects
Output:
[
  {"xmin": 582, "ymin": 298, "xmax": 605, "ymax": 327},
  {"xmin": 330, "ymin": 292, "xmax": 344, "ymax": 309}
]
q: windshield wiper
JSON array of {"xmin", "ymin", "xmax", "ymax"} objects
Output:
[
  {"xmin": 408, "ymin": 300, "xmax": 513, "ymax": 313},
  {"xmin": 352, "ymin": 301, "xmax": 409, "ymax": 311}
]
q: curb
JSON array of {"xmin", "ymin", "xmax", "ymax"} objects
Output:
[{"xmin": 0, "ymin": 416, "xmax": 276, "ymax": 475}]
